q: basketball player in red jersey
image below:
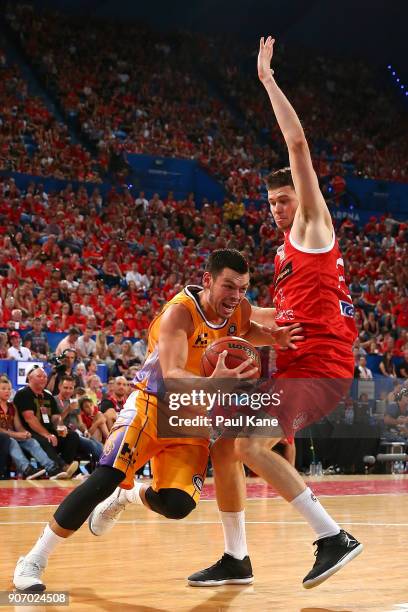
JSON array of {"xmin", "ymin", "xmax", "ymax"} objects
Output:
[{"xmin": 188, "ymin": 37, "xmax": 362, "ymax": 589}]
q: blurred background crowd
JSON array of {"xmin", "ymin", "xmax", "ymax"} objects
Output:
[{"xmin": 0, "ymin": 3, "xmax": 406, "ymax": 479}]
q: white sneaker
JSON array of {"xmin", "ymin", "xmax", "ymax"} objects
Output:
[
  {"xmin": 13, "ymin": 555, "xmax": 46, "ymax": 592},
  {"xmin": 88, "ymin": 488, "xmax": 128, "ymax": 536}
]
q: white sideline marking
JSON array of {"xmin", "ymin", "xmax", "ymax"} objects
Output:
[
  {"xmin": 1, "ymin": 491, "xmax": 407, "ymax": 510},
  {"xmin": 1, "ymin": 519, "xmax": 408, "ymax": 527}
]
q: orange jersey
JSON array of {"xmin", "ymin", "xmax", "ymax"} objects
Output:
[
  {"xmin": 135, "ymin": 284, "xmax": 246, "ymax": 393},
  {"xmin": 114, "ymin": 284, "xmax": 246, "ymax": 444}
]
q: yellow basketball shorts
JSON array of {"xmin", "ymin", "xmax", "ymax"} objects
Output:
[{"xmin": 98, "ymin": 390, "xmax": 209, "ymax": 501}]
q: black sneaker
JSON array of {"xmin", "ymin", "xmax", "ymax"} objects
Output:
[
  {"xmin": 188, "ymin": 554, "xmax": 253, "ymax": 587},
  {"xmin": 23, "ymin": 466, "xmax": 46, "ymax": 480},
  {"xmin": 303, "ymin": 529, "xmax": 363, "ymax": 589}
]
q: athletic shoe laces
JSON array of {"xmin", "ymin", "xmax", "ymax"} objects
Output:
[
  {"xmin": 20, "ymin": 559, "xmax": 44, "ymax": 577},
  {"xmin": 103, "ymin": 496, "xmax": 125, "ymax": 521}
]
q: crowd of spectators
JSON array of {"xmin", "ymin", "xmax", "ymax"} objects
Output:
[
  {"xmin": 0, "ymin": 177, "xmax": 406, "ymax": 479},
  {"xmin": 335, "ymin": 214, "xmax": 408, "ymax": 377},
  {"xmin": 4, "ymin": 5, "xmax": 408, "ymax": 200},
  {"xmin": 198, "ymin": 35, "xmax": 408, "ymax": 186},
  {"xmin": 0, "ymin": 354, "xmax": 136, "ymax": 480},
  {"xmin": 0, "ymin": 7, "xmax": 406, "ymax": 480},
  {"xmin": 0, "ymin": 47, "xmax": 102, "ymax": 182},
  {"xmin": 0, "ymin": 173, "xmax": 405, "ymax": 379}
]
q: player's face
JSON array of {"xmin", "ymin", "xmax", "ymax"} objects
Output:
[
  {"xmin": 207, "ymin": 268, "xmax": 249, "ymax": 319},
  {"xmin": 268, "ymin": 185, "xmax": 299, "ymax": 230}
]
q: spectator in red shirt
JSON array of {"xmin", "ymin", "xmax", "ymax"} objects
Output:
[
  {"xmin": 66, "ymin": 303, "xmax": 87, "ymax": 330},
  {"xmin": 393, "ymin": 296, "xmax": 408, "ymax": 331}
]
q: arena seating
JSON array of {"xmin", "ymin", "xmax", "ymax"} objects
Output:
[
  {"xmin": 0, "ymin": 50, "xmax": 102, "ymax": 182},
  {"xmin": 4, "ymin": 5, "xmax": 407, "ymax": 202}
]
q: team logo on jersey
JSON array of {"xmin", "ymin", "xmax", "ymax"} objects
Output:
[
  {"xmin": 194, "ymin": 332, "xmax": 208, "ymax": 347},
  {"xmin": 275, "ymin": 261, "xmax": 293, "ymax": 287},
  {"xmin": 192, "ymin": 474, "xmax": 203, "ymax": 492},
  {"xmin": 339, "ymin": 300, "xmax": 355, "ymax": 318},
  {"xmin": 118, "ymin": 441, "xmax": 134, "ymax": 467},
  {"xmin": 120, "ymin": 442, "xmax": 133, "ymax": 459},
  {"xmin": 277, "ymin": 244, "xmax": 285, "ymax": 261},
  {"xmin": 228, "ymin": 324, "xmax": 237, "ymax": 335},
  {"xmin": 292, "ymin": 412, "xmax": 308, "ymax": 430}
]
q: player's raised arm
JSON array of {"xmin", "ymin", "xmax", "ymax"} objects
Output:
[{"xmin": 258, "ymin": 36, "xmax": 332, "ymax": 243}]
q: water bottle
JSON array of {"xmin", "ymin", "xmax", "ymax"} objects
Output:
[
  {"xmin": 309, "ymin": 462, "xmax": 317, "ymax": 476},
  {"xmin": 316, "ymin": 462, "xmax": 323, "ymax": 476}
]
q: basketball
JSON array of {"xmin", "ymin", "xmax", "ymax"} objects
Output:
[{"xmin": 200, "ymin": 336, "xmax": 261, "ymax": 378}]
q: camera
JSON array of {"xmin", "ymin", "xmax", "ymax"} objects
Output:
[
  {"xmin": 49, "ymin": 353, "xmax": 67, "ymax": 374},
  {"xmin": 49, "ymin": 348, "xmax": 76, "ymax": 374}
]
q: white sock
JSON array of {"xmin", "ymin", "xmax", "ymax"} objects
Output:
[
  {"xmin": 27, "ymin": 524, "xmax": 65, "ymax": 563},
  {"xmin": 291, "ymin": 487, "xmax": 340, "ymax": 540},
  {"xmin": 220, "ymin": 511, "xmax": 248, "ymax": 560},
  {"xmin": 124, "ymin": 481, "xmax": 144, "ymax": 505}
]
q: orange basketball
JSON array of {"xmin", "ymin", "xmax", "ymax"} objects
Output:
[{"xmin": 200, "ymin": 336, "xmax": 261, "ymax": 378}]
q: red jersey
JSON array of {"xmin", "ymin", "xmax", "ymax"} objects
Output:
[{"xmin": 273, "ymin": 230, "xmax": 356, "ymax": 373}]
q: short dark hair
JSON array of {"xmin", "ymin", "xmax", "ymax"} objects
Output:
[
  {"xmin": 205, "ymin": 249, "xmax": 249, "ymax": 278},
  {"xmin": 79, "ymin": 396, "xmax": 93, "ymax": 410},
  {"xmin": 68, "ymin": 327, "xmax": 80, "ymax": 336},
  {"xmin": 60, "ymin": 375, "xmax": 75, "ymax": 385},
  {"xmin": 265, "ymin": 167, "xmax": 294, "ymax": 191}
]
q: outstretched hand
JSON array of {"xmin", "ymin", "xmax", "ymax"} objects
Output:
[
  {"xmin": 273, "ymin": 323, "xmax": 304, "ymax": 350},
  {"xmin": 257, "ymin": 36, "xmax": 275, "ymax": 83}
]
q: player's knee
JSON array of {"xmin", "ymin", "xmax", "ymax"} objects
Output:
[
  {"xmin": 235, "ymin": 437, "xmax": 259, "ymax": 462},
  {"xmin": 162, "ymin": 489, "xmax": 196, "ymax": 519},
  {"xmin": 147, "ymin": 487, "xmax": 196, "ymax": 520},
  {"xmin": 210, "ymin": 438, "xmax": 236, "ymax": 465}
]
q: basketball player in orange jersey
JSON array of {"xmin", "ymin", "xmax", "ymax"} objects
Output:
[
  {"xmin": 188, "ymin": 37, "xmax": 363, "ymax": 589},
  {"xmin": 13, "ymin": 249, "xmax": 302, "ymax": 591}
]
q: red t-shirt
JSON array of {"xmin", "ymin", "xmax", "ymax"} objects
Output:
[
  {"xmin": 393, "ymin": 301, "xmax": 408, "ymax": 328},
  {"xmin": 81, "ymin": 407, "xmax": 100, "ymax": 430}
]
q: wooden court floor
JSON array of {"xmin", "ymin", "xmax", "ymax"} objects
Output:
[{"xmin": 1, "ymin": 475, "xmax": 408, "ymax": 612}]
